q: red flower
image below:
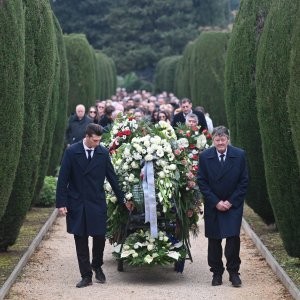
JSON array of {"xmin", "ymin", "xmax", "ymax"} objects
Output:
[
  {"xmin": 128, "ymin": 117, "xmax": 135, "ymax": 121},
  {"xmin": 189, "ymin": 144, "xmax": 195, "ymax": 149},
  {"xmin": 206, "ymin": 134, "xmax": 212, "ymax": 139},
  {"xmin": 117, "ymin": 131, "xmax": 123, "ymax": 137},
  {"xmin": 193, "ymin": 154, "xmax": 198, "ymax": 160},
  {"xmin": 186, "ymin": 132, "xmax": 191, "ymax": 137},
  {"xmin": 124, "ymin": 129, "xmax": 131, "ymax": 136},
  {"xmin": 193, "ymin": 165, "xmax": 199, "ymax": 171}
]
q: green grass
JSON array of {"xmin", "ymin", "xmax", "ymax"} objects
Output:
[
  {"xmin": 244, "ymin": 204, "xmax": 300, "ymax": 289},
  {"xmin": 0, "ymin": 207, "xmax": 54, "ymax": 288}
]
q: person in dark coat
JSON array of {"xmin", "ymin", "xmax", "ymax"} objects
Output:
[
  {"xmin": 172, "ymin": 98, "xmax": 207, "ymax": 131},
  {"xmin": 65, "ymin": 104, "xmax": 93, "ymax": 146},
  {"xmin": 56, "ymin": 123, "xmax": 131, "ymax": 288},
  {"xmin": 197, "ymin": 126, "xmax": 248, "ymax": 287}
]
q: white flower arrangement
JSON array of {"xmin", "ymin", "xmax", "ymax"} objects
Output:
[{"xmin": 113, "ymin": 230, "xmax": 186, "ymax": 266}]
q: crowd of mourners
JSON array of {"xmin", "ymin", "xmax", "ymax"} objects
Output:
[{"xmin": 65, "ymin": 88, "xmax": 214, "ymax": 146}]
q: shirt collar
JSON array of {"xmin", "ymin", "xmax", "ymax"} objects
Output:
[
  {"xmin": 83, "ymin": 139, "xmax": 94, "ymax": 151},
  {"xmin": 216, "ymin": 149, "xmax": 227, "ymax": 159}
]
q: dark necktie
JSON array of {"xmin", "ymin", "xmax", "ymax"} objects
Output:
[
  {"xmin": 87, "ymin": 149, "xmax": 92, "ymax": 162},
  {"xmin": 220, "ymin": 154, "xmax": 225, "ymax": 167}
]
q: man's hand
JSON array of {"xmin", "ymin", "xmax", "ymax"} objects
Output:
[
  {"xmin": 223, "ymin": 200, "xmax": 232, "ymax": 210},
  {"xmin": 125, "ymin": 201, "xmax": 134, "ymax": 211},
  {"xmin": 58, "ymin": 207, "xmax": 68, "ymax": 217},
  {"xmin": 216, "ymin": 201, "xmax": 230, "ymax": 212}
]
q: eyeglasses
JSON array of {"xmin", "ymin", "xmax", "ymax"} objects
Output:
[{"xmin": 89, "ymin": 111, "xmax": 96, "ymax": 114}]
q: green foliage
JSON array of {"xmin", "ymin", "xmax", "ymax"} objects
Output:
[
  {"xmin": 224, "ymin": 0, "xmax": 274, "ymax": 224},
  {"xmin": 48, "ymin": 14, "xmax": 69, "ymax": 176},
  {"xmin": 193, "ymin": 0, "xmax": 230, "ymax": 27},
  {"xmin": 95, "ymin": 51, "xmax": 117, "ymax": 100},
  {"xmin": 51, "ymin": 0, "xmax": 230, "ymax": 78},
  {"xmin": 190, "ymin": 31, "xmax": 230, "ymax": 127},
  {"xmin": 35, "ymin": 177, "xmax": 57, "ymax": 207},
  {"xmin": 174, "ymin": 42, "xmax": 195, "ymax": 99},
  {"xmin": 0, "ymin": 0, "xmax": 56, "ymax": 251},
  {"xmin": 64, "ymin": 33, "xmax": 96, "ymax": 114},
  {"xmin": 0, "ymin": 0, "xmax": 25, "ymax": 220},
  {"xmin": 120, "ymin": 72, "xmax": 153, "ymax": 93},
  {"xmin": 154, "ymin": 56, "xmax": 181, "ymax": 94},
  {"xmin": 256, "ymin": 0, "xmax": 300, "ymax": 257},
  {"xmin": 287, "ymin": 16, "xmax": 300, "ymax": 174},
  {"xmin": 32, "ymin": 14, "xmax": 61, "ymax": 206}
]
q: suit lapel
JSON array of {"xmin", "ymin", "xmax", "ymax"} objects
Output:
[
  {"xmin": 207, "ymin": 149, "xmax": 221, "ymax": 178},
  {"xmin": 74, "ymin": 142, "xmax": 89, "ymax": 171},
  {"xmin": 217, "ymin": 145, "xmax": 236, "ymax": 180}
]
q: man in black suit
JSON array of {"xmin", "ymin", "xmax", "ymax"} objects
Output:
[
  {"xmin": 197, "ymin": 126, "xmax": 248, "ymax": 287},
  {"xmin": 56, "ymin": 123, "xmax": 131, "ymax": 288},
  {"xmin": 172, "ymin": 98, "xmax": 207, "ymax": 131}
]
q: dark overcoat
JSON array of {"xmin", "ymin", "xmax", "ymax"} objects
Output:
[
  {"xmin": 197, "ymin": 145, "xmax": 248, "ymax": 239},
  {"xmin": 56, "ymin": 141, "xmax": 124, "ymax": 236},
  {"xmin": 172, "ymin": 109, "xmax": 208, "ymax": 131}
]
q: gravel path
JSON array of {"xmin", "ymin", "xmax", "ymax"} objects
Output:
[{"xmin": 6, "ymin": 216, "xmax": 292, "ymax": 300}]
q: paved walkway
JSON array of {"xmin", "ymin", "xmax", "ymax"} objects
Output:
[{"xmin": 6, "ymin": 217, "xmax": 292, "ymax": 300}]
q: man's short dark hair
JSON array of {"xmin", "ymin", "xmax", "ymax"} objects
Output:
[
  {"xmin": 85, "ymin": 123, "xmax": 103, "ymax": 137},
  {"xmin": 212, "ymin": 126, "xmax": 229, "ymax": 138},
  {"xmin": 181, "ymin": 98, "xmax": 192, "ymax": 104}
]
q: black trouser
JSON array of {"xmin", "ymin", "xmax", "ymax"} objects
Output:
[
  {"xmin": 74, "ymin": 235, "xmax": 106, "ymax": 278},
  {"xmin": 208, "ymin": 236, "xmax": 241, "ymax": 276}
]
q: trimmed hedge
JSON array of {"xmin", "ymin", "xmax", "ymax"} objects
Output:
[
  {"xmin": 0, "ymin": 0, "xmax": 25, "ymax": 220},
  {"xmin": 190, "ymin": 31, "xmax": 230, "ymax": 126},
  {"xmin": 154, "ymin": 56, "xmax": 181, "ymax": 94},
  {"xmin": 174, "ymin": 42, "xmax": 194, "ymax": 99},
  {"xmin": 32, "ymin": 14, "xmax": 61, "ymax": 205},
  {"xmin": 0, "ymin": 0, "xmax": 56, "ymax": 251},
  {"xmin": 256, "ymin": 0, "xmax": 300, "ymax": 257},
  {"xmin": 64, "ymin": 34, "xmax": 96, "ymax": 114},
  {"xmin": 47, "ymin": 14, "xmax": 69, "ymax": 176},
  {"xmin": 287, "ymin": 16, "xmax": 300, "ymax": 173},
  {"xmin": 224, "ymin": 0, "xmax": 274, "ymax": 224}
]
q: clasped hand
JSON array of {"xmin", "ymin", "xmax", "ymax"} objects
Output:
[{"xmin": 216, "ymin": 200, "xmax": 232, "ymax": 212}]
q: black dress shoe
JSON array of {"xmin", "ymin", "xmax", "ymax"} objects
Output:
[
  {"xmin": 76, "ymin": 277, "xmax": 92, "ymax": 288},
  {"xmin": 212, "ymin": 274, "xmax": 222, "ymax": 286},
  {"xmin": 95, "ymin": 267, "xmax": 106, "ymax": 283},
  {"xmin": 229, "ymin": 273, "xmax": 242, "ymax": 287}
]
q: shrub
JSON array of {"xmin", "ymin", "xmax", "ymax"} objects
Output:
[{"xmin": 36, "ymin": 177, "xmax": 57, "ymax": 207}]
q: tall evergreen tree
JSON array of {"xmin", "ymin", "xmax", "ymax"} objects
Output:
[
  {"xmin": 224, "ymin": 0, "xmax": 274, "ymax": 224},
  {"xmin": 51, "ymin": 0, "xmax": 229, "ymax": 77},
  {"xmin": 32, "ymin": 14, "xmax": 61, "ymax": 205},
  {"xmin": 287, "ymin": 16, "xmax": 300, "ymax": 174},
  {"xmin": 0, "ymin": 0, "xmax": 25, "ymax": 220},
  {"xmin": 193, "ymin": 0, "xmax": 230, "ymax": 27},
  {"xmin": 256, "ymin": 0, "xmax": 300, "ymax": 257},
  {"xmin": 64, "ymin": 34, "xmax": 96, "ymax": 114},
  {"xmin": 48, "ymin": 15, "xmax": 69, "ymax": 176},
  {"xmin": 0, "ymin": 0, "xmax": 56, "ymax": 251},
  {"xmin": 190, "ymin": 31, "xmax": 230, "ymax": 126}
]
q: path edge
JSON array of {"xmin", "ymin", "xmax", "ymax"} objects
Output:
[
  {"xmin": 0, "ymin": 208, "xmax": 58, "ymax": 300},
  {"xmin": 242, "ymin": 218, "xmax": 300, "ymax": 300}
]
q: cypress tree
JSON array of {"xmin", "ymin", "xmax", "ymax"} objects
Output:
[
  {"xmin": 154, "ymin": 56, "xmax": 181, "ymax": 94},
  {"xmin": 0, "ymin": 0, "xmax": 25, "ymax": 219},
  {"xmin": 47, "ymin": 15, "xmax": 69, "ymax": 176},
  {"xmin": 32, "ymin": 14, "xmax": 61, "ymax": 205},
  {"xmin": 224, "ymin": 0, "xmax": 275, "ymax": 224},
  {"xmin": 256, "ymin": 0, "xmax": 300, "ymax": 257},
  {"xmin": 174, "ymin": 42, "xmax": 194, "ymax": 99},
  {"xmin": 287, "ymin": 16, "xmax": 300, "ymax": 173},
  {"xmin": 0, "ymin": 0, "xmax": 56, "ymax": 251},
  {"xmin": 190, "ymin": 31, "xmax": 230, "ymax": 126},
  {"xmin": 64, "ymin": 34, "xmax": 96, "ymax": 114}
]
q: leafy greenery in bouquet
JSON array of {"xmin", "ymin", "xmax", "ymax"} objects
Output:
[
  {"xmin": 113, "ymin": 230, "xmax": 186, "ymax": 266},
  {"xmin": 174, "ymin": 124, "xmax": 212, "ymax": 237}
]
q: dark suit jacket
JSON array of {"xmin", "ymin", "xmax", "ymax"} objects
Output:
[
  {"xmin": 172, "ymin": 110, "xmax": 208, "ymax": 131},
  {"xmin": 197, "ymin": 145, "xmax": 248, "ymax": 239},
  {"xmin": 56, "ymin": 141, "xmax": 124, "ymax": 236}
]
